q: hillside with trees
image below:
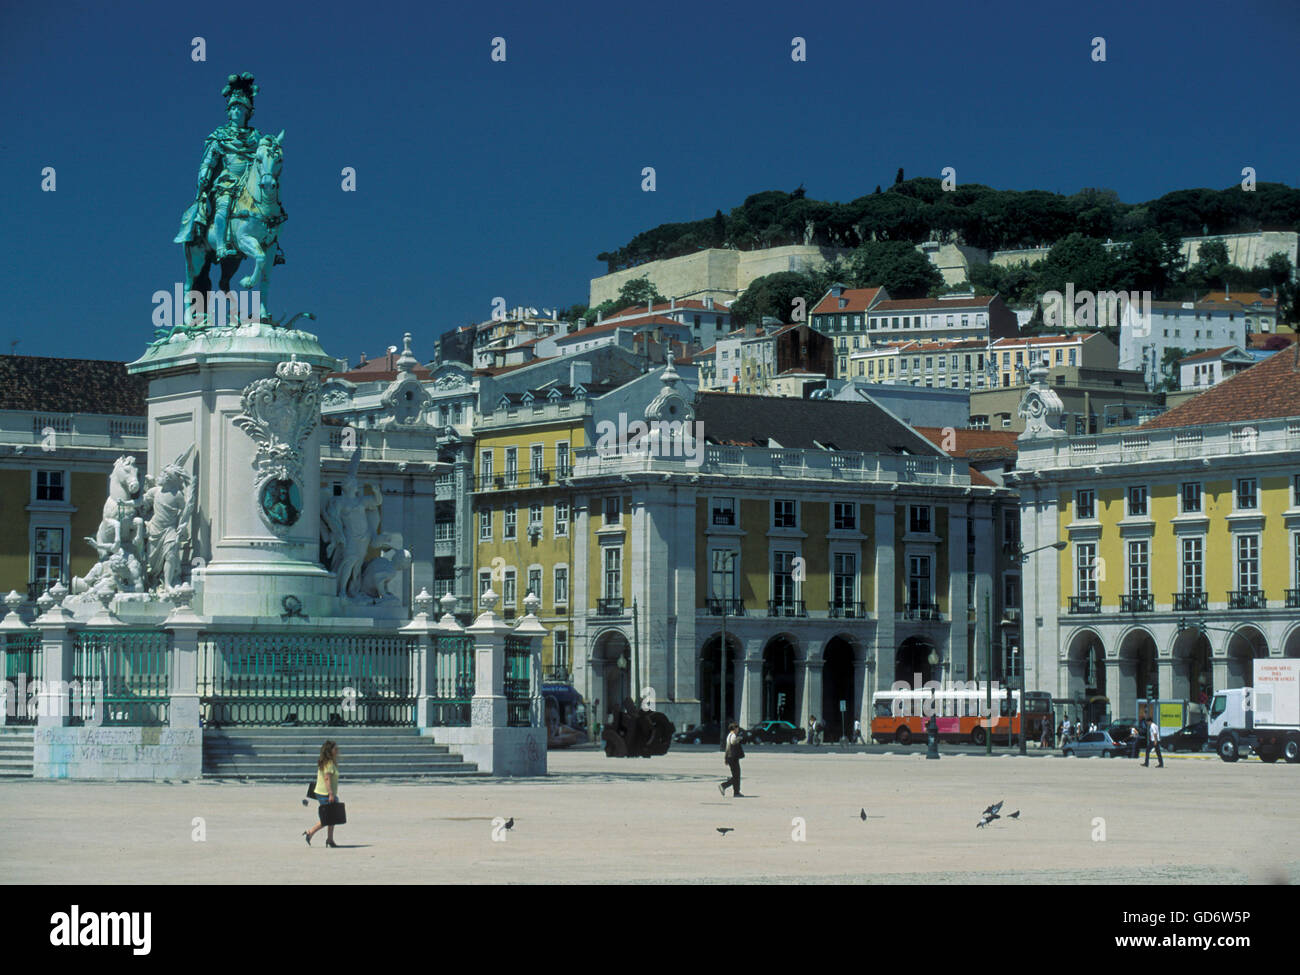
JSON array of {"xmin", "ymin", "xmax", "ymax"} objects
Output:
[{"xmin": 596, "ymin": 179, "xmax": 1300, "ymax": 274}]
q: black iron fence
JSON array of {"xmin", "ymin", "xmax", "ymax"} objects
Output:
[
  {"xmin": 504, "ymin": 635, "xmax": 531, "ymax": 728},
  {"xmin": 3, "ymin": 631, "xmax": 42, "ymax": 725},
  {"xmin": 72, "ymin": 630, "xmax": 170, "ymax": 726},
  {"xmin": 198, "ymin": 633, "xmax": 418, "ymax": 727}
]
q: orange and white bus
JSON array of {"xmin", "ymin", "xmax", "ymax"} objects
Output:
[{"xmin": 870, "ymin": 686, "xmax": 1021, "ymax": 746}]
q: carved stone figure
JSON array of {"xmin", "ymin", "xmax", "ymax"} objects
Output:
[
  {"xmin": 87, "ymin": 455, "xmax": 142, "ymax": 562},
  {"xmin": 70, "ymin": 448, "xmax": 199, "ymax": 603},
  {"xmin": 320, "ymin": 449, "xmax": 383, "ymax": 599},
  {"xmin": 141, "ymin": 446, "xmax": 198, "ymax": 591},
  {"xmin": 174, "ymin": 72, "xmax": 287, "ymax": 323},
  {"xmin": 1017, "ymin": 361, "xmax": 1066, "ymax": 439},
  {"xmin": 359, "ymin": 534, "xmax": 410, "ymax": 601},
  {"xmin": 234, "ymin": 356, "xmax": 320, "ymax": 534}
]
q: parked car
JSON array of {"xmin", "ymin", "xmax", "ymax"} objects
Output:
[
  {"xmin": 1105, "ymin": 721, "xmax": 1142, "ymax": 757},
  {"xmin": 1062, "ymin": 730, "xmax": 1129, "ymax": 758},
  {"xmin": 1164, "ymin": 719, "xmax": 1209, "ymax": 752},
  {"xmin": 747, "ymin": 720, "xmax": 806, "ymax": 744},
  {"xmin": 673, "ymin": 721, "xmax": 721, "ymax": 745}
]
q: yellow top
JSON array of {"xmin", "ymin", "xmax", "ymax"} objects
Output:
[{"xmin": 315, "ymin": 760, "xmax": 337, "ymax": 796}]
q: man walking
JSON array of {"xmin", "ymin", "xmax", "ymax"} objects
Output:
[
  {"xmin": 1143, "ymin": 713, "xmax": 1164, "ymax": 767},
  {"xmin": 852, "ymin": 718, "xmax": 865, "ymax": 745},
  {"xmin": 808, "ymin": 714, "xmax": 818, "ymax": 747},
  {"xmin": 719, "ymin": 723, "xmax": 744, "ymax": 797}
]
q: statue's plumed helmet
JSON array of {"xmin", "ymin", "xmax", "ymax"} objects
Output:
[{"xmin": 222, "ymin": 72, "xmax": 258, "ymax": 120}]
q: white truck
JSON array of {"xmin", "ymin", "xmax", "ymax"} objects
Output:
[{"xmin": 1209, "ymin": 658, "xmax": 1300, "ymax": 763}]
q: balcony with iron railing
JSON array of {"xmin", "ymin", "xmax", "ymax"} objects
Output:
[
  {"xmin": 829, "ymin": 600, "xmax": 868, "ymax": 619},
  {"xmin": 596, "ymin": 597, "xmax": 625, "ymax": 616},
  {"xmin": 705, "ymin": 598, "xmax": 745, "ymax": 616},
  {"xmin": 1287, "ymin": 590, "xmax": 1300, "ymax": 609},
  {"xmin": 1069, "ymin": 595, "xmax": 1102, "ymax": 614},
  {"xmin": 767, "ymin": 599, "xmax": 807, "ymax": 618},
  {"xmin": 474, "ymin": 468, "xmax": 560, "ymax": 491},
  {"xmin": 1173, "ymin": 592, "xmax": 1207, "ymax": 611},
  {"xmin": 1227, "ymin": 589, "xmax": 1266, "ymax": 610},
  {"xmin": 902, "ymin": 602, "xmax": 940, "ymax": 621},
  {"xmin": 1121, "ymin": 593, "xmax": 1153, "ymax": 612}
]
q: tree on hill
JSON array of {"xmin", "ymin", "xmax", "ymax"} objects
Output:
[{"xmin": 849, "ymin": 240, "xmax": 942, "ymax": 298}]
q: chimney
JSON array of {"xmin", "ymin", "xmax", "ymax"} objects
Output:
[
  {"xmin": 670, "ymin": 297, "xmax": 676, "ymax": 310},
  {"xmin": 359, "ymin": 352, "xmax": 367, "ymax": 365},
  {"xmin": 576, "ymin": 317, "xmax": 587, "ymax": 333},
  {"xmin": 647, "ymin": 299, "xmax": 653, "ymax": 313},
  {"xmin": 745, "ymin": 322, "xmax": 757, "ymax": 338},
  {"xmin": 570, "ymin": 360, "xmax": 593, "ymax": 387}
]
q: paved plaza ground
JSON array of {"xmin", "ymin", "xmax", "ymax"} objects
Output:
[{"xmin": 3, "ymin": 746, "xmax": 1297, "ymax": 884}]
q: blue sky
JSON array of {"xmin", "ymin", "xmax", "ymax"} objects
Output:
[{"xmin": 1, "ymin": 0, "xmax": 1297, "ymax": 363}]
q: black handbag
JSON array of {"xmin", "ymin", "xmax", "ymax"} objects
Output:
[
  {"xmin": 306, "ymin": 781, "xmax": 320, "ymax": 799},
  {"xmin": 318, "ymin": 801, "xmax": 347, "ymax": 826}
]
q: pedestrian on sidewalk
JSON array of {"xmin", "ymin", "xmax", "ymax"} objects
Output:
[
  {"xmin": 852, "ymin": 718, "xmax": 865, "ymax": 745},
  {"xmin": 304, "ymin": 740, "xmax": 341, "ymax": 847},
  {"xmin": 719, "ymin": 723, "xmax": 744, "ymax": 797},
  {"xmin": 1040, "ymin": 716, "xmax": 1053, "ymax": 749},
  {"xmin": 1143, "ymin": 715, "xmax": 1164, "ymax": 768},
  {"xmin": 808, "ymin": 714, "xmax": 818, "ymax": 747}
]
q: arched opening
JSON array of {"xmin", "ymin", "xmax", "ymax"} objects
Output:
[
  {"xmin": 1064, "ymin": 630, "xmax": 1106, "ymax": 726},
  {"xmin": 895, "ymin": 636, "xmax": 936, "ymax": 687},
  {"xmin": 699, "ymin": 633, "xmax": 741, "ymax": 726},
  {"xmin": 761, "ymin": 635, "xmax": 798, "ymax": 722},
  {"xmin": 1171, "ymin": 629, "xmax": 1213, "ymax": 710},
  {"xmin": 591, "ymin": 630, "xmax": 632, "ymax": 724},
  {"xmin": 1226, "ymin": 626, "xmax": 1268, "ymax": 688},
  {"xmin": 822, "ymin": 635, "xmax": 857, "ymax": 741},
  {"xmin": 1117, "ymin": 629, "xmax": 1158, "ymax": 721},
  {"xmin": 1284, "ymin": 627, "xmax": 1300, "ymax": 659}
]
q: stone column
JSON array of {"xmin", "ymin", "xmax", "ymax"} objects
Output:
[
  {"xmin": 513, "ymin": 593, "xmax": 547, "ymax": 732},
  {"xmin": 740, "ymin": 651, "xmax": 763, "ymax": 727},
  {"xmin": 0, "ymin": 591, "xmax": 32, "ymax": 727},
  {"xmin": 801, "ymin": 658, "xmax": 824, "ymax": 729},
  {"xmin": 35, "ymin": 586, "xmax": 74, "ymax": 728},
  {"xmin": 467, "ymin": 589, "xmax": 512, "ymax": 729},
  {"xmin": 403, "ymin": 589, "xmax": 446, "ymax": 731},
  {"xmin": 164, "ymin": 584, "xmax": 204, "ymax": 731}
]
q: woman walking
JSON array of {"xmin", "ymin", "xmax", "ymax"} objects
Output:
[
  {"xmin": 718, "ymin": 723, "xmax": 744, "ymax": 797},
  {"xmin": 304, "ymin": 740, "xmax": 341, "ymax": 848}
]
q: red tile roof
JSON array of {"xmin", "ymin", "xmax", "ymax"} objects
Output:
[
  {"xmin": 873, "ymin": 296, "xmax": 995, "ymax": 312},
  {"xmin": 0, "ymin": 355, "xmax": 148, "ymax": 416},
  {"xmin": 1200, "ymin": 290, "xmax": 1277, "ymax": 309},
  {"xmin": 606, "ymin": 299, "xmax": 731, "ymax": 321},
  {"xmin": 555, "ymin": 315, "xmax": 686, "ymax": 343},
  {"xmin": 1178, "ymin": 346, "xmax": 1237, "ymax": 364},
  {"xmin": 914, "ymin": 427, "xmax": 1020, "ymax": 459},
  {"xmin": 1141, "ymin": 344, "xmax": 1300, "ymax": 430},
  {"xmin": 968, "ymin": 467, "xmax": 997, "ymax": 487},
  {"xmin": 811, "ymin": 287, "xmax": 885, "ymax": 315},
  {"xmin": 990, "ymin": 333, "xmax": 1093, "ymax": 348}
]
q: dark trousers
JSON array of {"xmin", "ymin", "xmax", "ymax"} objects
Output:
[
  {"xmin": 1144, "ymin": 738, "xmax": 1163, "ymax": 766},
  {"xmin": 722, "ymin": 758, "xmax": 742, "ymax": 795}
]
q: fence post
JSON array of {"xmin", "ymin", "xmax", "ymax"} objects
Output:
[
  {"xmin": 401, "ymin": 588, "xmax": 439, "ymax": 730},
  {"xmin": 34, "ymin": 585, "xmax": 74, "ymax": 728},
  {"xmin": 164, "ymin": 583, "xmax": 204, "ymax": 730},
  {"xmin": 513, "ymin": 592, "xmax": 547, "ymax": 729},
  {"xmin": 466, "ymin": 589, "xmax": 511, "ymax": 729},
  {"xmin": 0, "ymin": 590, "xmax": 32, "ymax": 727}
]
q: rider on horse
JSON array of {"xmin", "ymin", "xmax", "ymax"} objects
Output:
[{"xmin": 174, "ymin": 72, "xmax": 276, "ymax": 259}]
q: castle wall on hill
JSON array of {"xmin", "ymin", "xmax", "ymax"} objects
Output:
[{"xmin": 589, "ymin": 245, "xmax": 849, "ymax": 307}]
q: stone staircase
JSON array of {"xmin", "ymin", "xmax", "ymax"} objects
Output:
[
  {"xmin": 0, "ymin": 728, "xmax": 35, "ymax": 778},
  {"xmin": 203, "ymin": 727, "xmax": 480, "ymax": 780}
]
